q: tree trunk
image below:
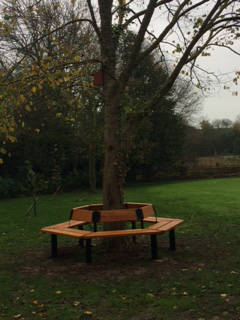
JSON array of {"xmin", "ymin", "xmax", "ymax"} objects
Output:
[
  {"xmin": 99, "ymin": 0, "xmax": 128, "ymax": 249},
  {"xmin": 88, "ymin": 144, "xmax": 96, "ymax": 192},
  {"xmin": 102, "ymin": 80, "xmax": 123, "ymax": 210}
]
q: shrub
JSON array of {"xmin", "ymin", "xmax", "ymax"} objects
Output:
[{"xmin": 0, "ymin": 177, "xmax": 26, "ymax": 198}]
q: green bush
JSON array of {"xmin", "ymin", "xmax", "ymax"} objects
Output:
[{"xmin": 0, "ymin": 177, "xmax": 26, "ymax": 198}]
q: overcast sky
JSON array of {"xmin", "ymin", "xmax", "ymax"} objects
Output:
[
  {"xmin": 199, "ymin": 45, "xmax": 240, "ymax": 123},
  {"xmin": 148, "ymin": 1, "xmax": 240, "ymax": 124}
]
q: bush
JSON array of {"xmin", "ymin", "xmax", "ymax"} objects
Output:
[{"xmin": 0, "ymin": 177, "xmax": 26, "ymax": 198}]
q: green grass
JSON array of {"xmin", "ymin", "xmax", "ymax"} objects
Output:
[{"xmin": 1, "ymin": 178, "xmax": 240, "ymax": 319}]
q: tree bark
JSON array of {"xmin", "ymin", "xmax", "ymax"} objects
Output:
[
  {"xmin": 102, "ymin": 79, "xmax": 123, "ymax": 210},
  {"xmin": 88, "ymin": 144, "xmax": 96, "ymax": 192},
  {"xmin": 99, "ymin": 0, "xmax": 124, "ymax": 210}
]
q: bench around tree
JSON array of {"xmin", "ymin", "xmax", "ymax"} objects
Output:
[{"xmin": 41, "ymin": 203, "xmax": 184, "ymax": 263}]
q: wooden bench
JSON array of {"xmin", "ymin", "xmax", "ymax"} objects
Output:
[{"xmin": 41, "ymin": 203, "xmax": 183, "ymax": 263}]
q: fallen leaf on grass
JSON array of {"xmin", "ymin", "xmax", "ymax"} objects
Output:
[
  {"xmin": 147, "ymin": 293, "xmax": 154, "ymax": 298},
  {"xmin": 55, "ymin": 291, "xmax": 61, "ymax": 295},
  {"xmin": 31, "ymin": 300, "xmax": 38, "ymax": 305},
  {"xmin": 73, "ymin": 301, "xmax": 80, "ymax": 307},
  {"xmin": 14, "ymin": 315, "xmax": 22, "ymax": 319},
  {"xmin": 84, "ymin": 311, "xmax": 92, "ymax": 315},
  {"xmin": 220, "ymin": 293, "xmax": 227, "ymax": 298}
]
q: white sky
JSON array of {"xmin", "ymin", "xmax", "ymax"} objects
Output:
[
  {"xmin": 147, "ymin": 1, "xmax": 240, "ymax": 124},
  {"xmin": 199, "ymin": 47, "xmax": 240, "ymax": 123}
]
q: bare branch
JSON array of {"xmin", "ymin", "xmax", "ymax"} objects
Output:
[
  {"xmin": 2, "ymin": 18, "xmax": 96, "ymax": 82},
  {"xmin": 86, "ymin": 0, "xmax": 101, "ymax": 40}
]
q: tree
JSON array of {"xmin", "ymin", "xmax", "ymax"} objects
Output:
[
  {"xmin": 1, "ymin": 0, "xmax": 240, "ymax": 213},
  {"xmin": 0, "ymin": 0, "xmax": 103, "ymax": 190}
]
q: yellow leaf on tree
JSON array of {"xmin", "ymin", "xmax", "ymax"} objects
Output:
[
  {"xmin": 65, "ymin": 76, "xmax": 70, "ymax": 82},
  {"xmin": 22, "ymin": 122, "xmax": 25, "ymax": 128},
  {"xmin": 8, "ymin": 136, "xmax": 16, "ymax": 143},
  {"xmin": 0, "ymin": 158, "xmax": 3, "ymax": 164},
  {"xmin": 20, "ymin": 95, "xmax": 25, "ymax": 102},
  {"xmin": 25, "ymin": 105, "xmax": 31, "ymax": 112},
  {"xmin": 32, "ymin": 87, "xmax": 37, "ymax": 93},
  {"xmin": 12, "ymin": 18, "xmax": 17, "ymax": 27},
  {"xmin": 73, "ymin": 70, "xmax": 79, "ymax": 76},
  {"xmin": 75, "ymin": 56, "xmax": 81, "ymax": 62}
]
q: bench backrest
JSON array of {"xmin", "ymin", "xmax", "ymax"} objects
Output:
[{"xmin": 70, "ymin": 203, "xmax": 155, "ymax": 223}]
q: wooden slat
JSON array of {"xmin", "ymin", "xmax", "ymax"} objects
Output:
[
  {"xmin": 99, "ymin": 209, "xmax": 137, "ymax": 222},
  {"xmin": 83, "ymin": 228, "xmax": 161, "ymax": 239},
  {"xmin": 141, "ymin": 204, "xmax": 155, "ymax": 218},
  {"xmin": 71, "ymin": 203, "xmax": 157, "ymax": 223},
  {"xmin": 42, "ymin": 220, "xmax": 88, "ymax": 230},
  {"xmin": 156, "ymin": 220, "xmax": 184, "ymax": 232},
  {"xmin": 125, "ymin": 202, "xmax": 151, "ymax": 209},
  {"xmin": 144, "ymin": 217, "xmax": 182, "ymax": 223},
  {"xmin": 147, "ymin": 220, "xmax": 172, "ymax": 230},
  {"xmin": 41, "ymin": 227, "xmax": 91, "ymax": 238},
  {"xmin": 89, "ymin": 204, "xmax": 103, "ymax": 211},
  {"xmin": 71, "ymin": 208, "xmax": 93, "ymax": 222}
]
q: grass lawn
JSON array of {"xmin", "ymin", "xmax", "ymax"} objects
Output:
[{"xmin": 0, "ymin": 178, "xmax": 240, "ymax": 320}]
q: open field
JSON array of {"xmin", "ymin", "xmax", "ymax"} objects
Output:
[{"xmin": 1, "ymin": 178, "xmax": 240, "ymax": 319}]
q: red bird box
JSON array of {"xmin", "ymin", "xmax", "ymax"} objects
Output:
[{"xmin": 92, "ymin": 69, "xmax": 103, "ymax": 86}]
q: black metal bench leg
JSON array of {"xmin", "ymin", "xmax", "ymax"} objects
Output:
[
  {"xmin": 51, "ymin": 234, "xmax": 57, "ymax": 258},
  {"xmin": 132, "ymin": 222, "xmax": 137, "ymax": 243},
  {"xmin": 151, "ymin": 234, "xmax": 158, "ymax": 260},
  {"xmin": 169, "ymin": 229, "xmax": 176, "ymax": 251},
  {"xmin": 78, "ymin": 226, "xmax": 84, "ymax": 247},
  {"xmin": 86, "ymin": 239, "xmax": 92, "ymax": 263}
]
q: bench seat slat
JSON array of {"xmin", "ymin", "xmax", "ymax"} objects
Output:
[
  {"xmin": 156, "ymin": 220, "xmax": 184, "ymax": 231},
  {"xmin": 143, "ymin": 217, "xmax": 183, "ymax": 223},
  {"xmin": 82, "ymin": 228, "xmax": 161, "ymax": 239},
  {"xmin": 147, "ymin": 220, "xmax": 172, "ymax": 230},
  {"xmin": 41, "ymin": 227, "xmax": 91, "ymax": 238},
  {"xmin": 42, "ymin": 220, "xmax": 88, "ymax": 230}
]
